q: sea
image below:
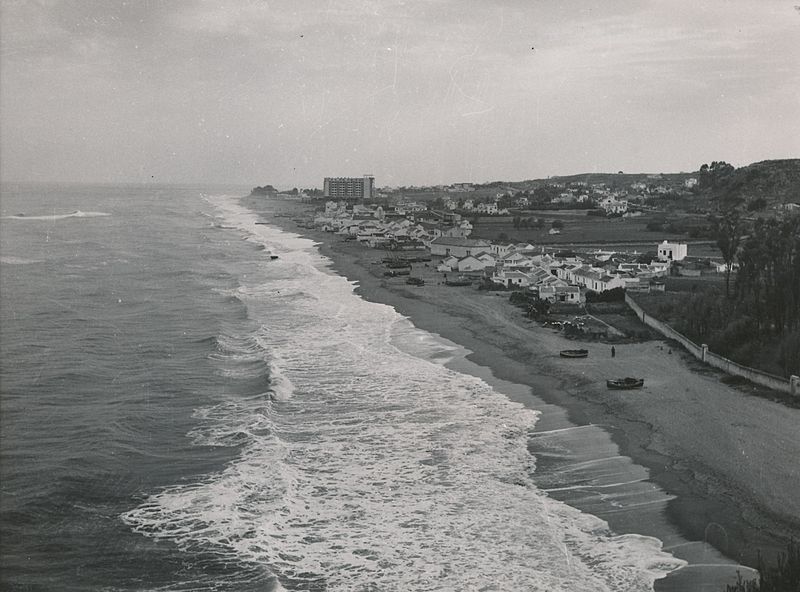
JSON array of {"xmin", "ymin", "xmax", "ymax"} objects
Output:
[{"xmin": 0, "ymin": 183, "xmax": 687, "ymax": 591}]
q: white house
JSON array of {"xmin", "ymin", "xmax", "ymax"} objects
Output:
[
  {"xmin": 657, "ymin": 240, "xmax": 687, "ymax": 262},
  {"xmin": 457, "ymin": 255, "xmax": 491, "ymax": 272},
  {"xmin": 491, "ymin": 269, "xmax": 533, "ymax": 288},
  {"xmin": 491, "ymin": 243, "xmax": 515, "ymax": 258},
  {"xmin": 437, "ymin": 255, "xmax": 460, "ymax": 272},
  {"xmin": 429, "ymin": 237, "xmax": 491, "ymax": 258},
  {"xmin": 538, "ymin": 285, "xmax": 583, "ymax": 304},
  {"xmin": 476, "ymin": 252, "xmax": 497, "ymax": 267}
]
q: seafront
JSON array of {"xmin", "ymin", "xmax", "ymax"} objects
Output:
[{"xmin": 245, "ymin": 196, "xmax": 800, "ymax": 589}]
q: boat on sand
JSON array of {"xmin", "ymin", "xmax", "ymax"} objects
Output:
[
  {"xmin": 444, "ymin": 276, "xmax": 472, "ymax": 286},
  {"xmin": 560, "ymin": 349, "xmax": 588, "ymax": 358},
  {"xmin": 606, "ymin": 377, "xmax": 644, "ymax": 389}
]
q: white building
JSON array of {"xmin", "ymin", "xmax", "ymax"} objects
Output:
[
  {"xmin": 599, "ymin": 197, "xmax": 628, "ymax": 214},
  {"xmin": 657, "ymin": 240, "xmax": 688, "ymax": 262},
  {"xmin": 429, "ymin": 237, "xmax": 491, "ymax": 258}
]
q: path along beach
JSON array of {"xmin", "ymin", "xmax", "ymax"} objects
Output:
[{"xmin": 245, "ymin": 197, "xmax": 800, "ymax": 590}]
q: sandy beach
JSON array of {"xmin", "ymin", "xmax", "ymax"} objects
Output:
[{"xmin": 245, "ymin": 197, "xmax": 800, "ymax": 590}]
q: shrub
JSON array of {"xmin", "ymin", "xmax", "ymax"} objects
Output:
[
  {"xmin": 777, "ymin": 330, "xmax": 800, "ymax": 377},
  {"xmin": 725, "ymin": 539, "xmax": 800, "ymax": 591},
  {"xmin": 586, "ymin": 287, "xmax": 625, "ymax": 303}
]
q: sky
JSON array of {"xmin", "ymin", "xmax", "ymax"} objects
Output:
[{"xmin": 1, "ymin": 0, "xmax": 798, "ymax": 188}]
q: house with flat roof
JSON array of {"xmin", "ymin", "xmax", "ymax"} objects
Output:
[{"xmin": 657, "ymin": 240, "xmax": 687, "ymax": 262}]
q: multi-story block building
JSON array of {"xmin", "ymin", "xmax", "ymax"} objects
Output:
[{"xmin": 323, "ymin": 175, "xmax": 375, "ymax": 201}]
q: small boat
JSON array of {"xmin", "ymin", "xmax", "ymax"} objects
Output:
[
  {"xmin": 560, "ymin": 349, "xmax": 588, "ymax": 358},
  {"xmin": 606, "ymin": 377, "xmax": 644, "ymax": 390},
  {"xmin": 270, "ymin": 255, "xmax": 279, "ymax": 260},
  {"xmin": 405, "ymin": 277, "xmax": 425, "ymax": 286}
]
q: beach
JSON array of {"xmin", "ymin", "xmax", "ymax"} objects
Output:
[{"xmin": 247, "ymin": 197, "xmax": 800, "ymax": 589}]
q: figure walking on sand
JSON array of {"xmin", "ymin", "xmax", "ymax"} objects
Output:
[{"xmin": 611, "ymin": 346, "xmax": 616, "ymax": 357}]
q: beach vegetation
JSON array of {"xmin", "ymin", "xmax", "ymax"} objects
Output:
[{"xmin": 725, "ymin": 539, "xmax": 800, "ymax": 592}]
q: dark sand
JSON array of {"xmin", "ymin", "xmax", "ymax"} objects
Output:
[{"xmin": 245, "ymin": 197, "xmax": 800, "ymax": 590}]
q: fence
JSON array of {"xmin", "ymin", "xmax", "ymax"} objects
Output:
[{"xmin": 625, "ymin": 294, "xmax": 799, "ymax": 397}]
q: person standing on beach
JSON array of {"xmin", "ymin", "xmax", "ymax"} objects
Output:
[{"xmin": 611, "ymin": 346, "xmax": 616, "ymax": 357}]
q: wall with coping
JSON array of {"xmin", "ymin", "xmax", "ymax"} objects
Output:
[{"xmin": 625, "ymin": 294, "xmax": 798, "ymax": 396}]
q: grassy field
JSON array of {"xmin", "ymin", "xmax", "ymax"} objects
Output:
[{"xmin": 468, "ymin": 210, "xmax": 717, "ymax": 252}]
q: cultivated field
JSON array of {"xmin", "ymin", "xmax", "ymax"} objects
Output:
[{"xmin": 469, "ymin": 210, "xmax": 719, "ymax": 256}]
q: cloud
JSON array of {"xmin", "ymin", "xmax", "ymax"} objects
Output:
[{"xmin": 1, "ymin": 0, "xmax": 798, "ymax": 185}]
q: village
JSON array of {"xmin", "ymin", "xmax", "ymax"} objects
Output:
[{"xmin": 304, "ymin": 195, "xmax": 701, "ymax": 309}]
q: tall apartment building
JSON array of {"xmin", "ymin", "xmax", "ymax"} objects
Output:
[{"xmin": 323, "ymin": 175, "xmax": 374, "ymax": 201}]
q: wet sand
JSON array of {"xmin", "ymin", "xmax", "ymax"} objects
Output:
[{"xmin": 245, "ymin": 197, "xmax": 800, "ymax": 590}]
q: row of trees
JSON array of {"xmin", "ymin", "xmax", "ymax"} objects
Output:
[
  {"xmin": 737, "ymin": 216, "xmax": 800, "ymax": 337},
  {"xmin": 511, "ymin": 216, "xmax": 564, "ymax": 230},
  {"xmin": 692, "ymin": 184, "xmax": 800, "ymax": 375}
]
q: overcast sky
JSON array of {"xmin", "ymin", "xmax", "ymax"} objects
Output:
[{"xmin": 1, "ymin": 0, "xmax": 798, "ymax": 188}]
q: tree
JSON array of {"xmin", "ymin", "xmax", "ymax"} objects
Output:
[
  {"xmin": 747, "ymin": 197, "xmax": 767, "ymax": 212},
  {"xmin": 551, "ymin": 219, "xmax": 564, "ymax": 230},
  {"xmin": 699, "ymin": 161, "xmax": 735, "ymax": 191},
  {"xmin": 710, "ymin": 203, "xmax": 744, "ymax": 298}
]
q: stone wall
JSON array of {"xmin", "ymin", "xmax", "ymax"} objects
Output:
[{"xmin": 625, "ymin": 294, "xmax": 798, "ymax": 396}]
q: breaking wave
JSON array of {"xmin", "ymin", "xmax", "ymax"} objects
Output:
[
  {"xmin": 2, "ymin": 210, "xmax": 111, "ymax": 221},
  {"xmin": 121, "ymin": 195, "xmax": 685, "ymax": 591}
]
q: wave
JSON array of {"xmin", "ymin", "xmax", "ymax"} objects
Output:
[
  {"xmin": 1, "ymin": 210, "xmax": 111, "ymax": 221},
  {"xmin": 0, "ymin": 256, "xmax": 44, "ymax": 265},
  {"xmin": 122, "ymin": 195, "xmax": 686, "ymax": 591}
]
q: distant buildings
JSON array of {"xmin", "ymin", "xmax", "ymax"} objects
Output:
[
  {"xmin": 323, "ymin": 175, "xmax": 375, "ymax": 201},
  {"xmin": 599, "ymin": 197, "xmax": 628, "ymax": 214}
]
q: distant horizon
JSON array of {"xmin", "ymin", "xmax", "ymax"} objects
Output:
[{"xmin": 2, "ymin": 155, "xmax": 798, "ymax": 192}]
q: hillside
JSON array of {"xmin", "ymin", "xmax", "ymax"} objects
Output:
[
  {"xmin": 476, "ymin": 160, "xmax": 800, "ymax": 205},
  {"xmin": 713, "ymin": 159, "xmax": 800, "ymax": 207}
]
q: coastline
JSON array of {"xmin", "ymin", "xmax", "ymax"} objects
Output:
[{"xmin": 244, "ymin": 197, "xmax": 800, "ymax": 589}]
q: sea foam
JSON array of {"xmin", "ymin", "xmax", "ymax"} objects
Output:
[{"xmin": 122, "ymin": 195, "xmax": 686, "ymax": 591}]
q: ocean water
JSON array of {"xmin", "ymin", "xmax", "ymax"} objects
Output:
[{"xmin": 0, "ymin": 184, "xmax": 685, "ymax": 591}]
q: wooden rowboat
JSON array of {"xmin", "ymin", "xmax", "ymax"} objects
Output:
[
  {"xmin": 606, "ymin": 377, "xmax": 644, "ymax": 390},
  {"xmin": 560, "ymin": 349, "xmax": 589, "ymax": 358}
]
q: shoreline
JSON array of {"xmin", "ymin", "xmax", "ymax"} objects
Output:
[{"xmin": 244, "ymin": 197, "xmax": 800, "ymax": 589}]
